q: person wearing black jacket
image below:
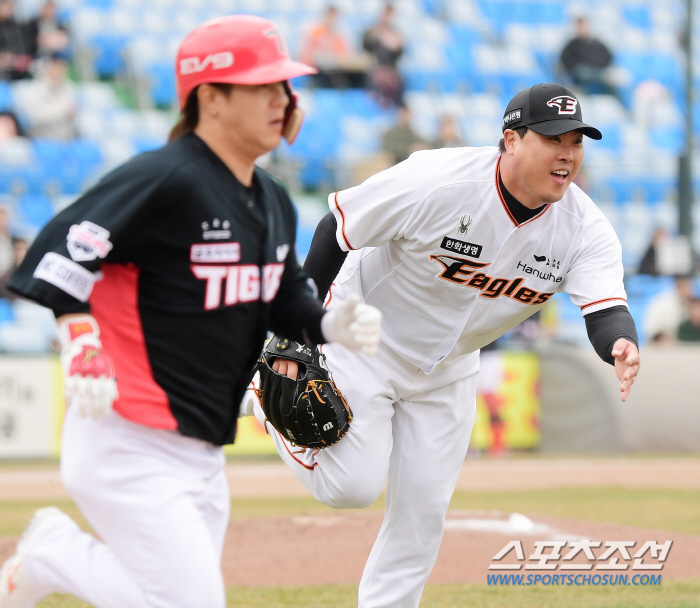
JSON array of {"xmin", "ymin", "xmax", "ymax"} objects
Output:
[
  {"xmin": 0, "ymin": 16, "xmax": 380, "ymax": 608},
  {"xmin": 560, "ymin": 16, "xmax": 616, "ymax": 97}
]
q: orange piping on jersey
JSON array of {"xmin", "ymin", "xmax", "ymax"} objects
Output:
[
  {"xmin": 325, "ymin": 282, "xmax": 335, "ymax": 309},
  {"xmin": 278, "ymin": 428, "xmax": 318, "ymax": 470},
  {"xmin": 333, "ymin": 192, "xmax": 356, "ymax": 251},
  {"xmin": 580, "ymin": 297, "xmax": 627, "ymax": 311},
  {"xmin": 494, "ymin": 157, "xmax": 551, "ymax": 227},
  {"xmin": 520, "ymin": 204, "xmax": 551, "ymax": 226},
  {"xmin": 495, "ymin": 158, "xmax": 518, "ymax": 226}
]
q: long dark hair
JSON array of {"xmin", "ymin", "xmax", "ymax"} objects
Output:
[{"xmin": 169, "ymin": 83, "xmax": 234, "ymax": 141}]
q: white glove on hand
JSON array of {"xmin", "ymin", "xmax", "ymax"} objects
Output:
[
  {"xmin": 58, "ymin": 315, "xmax": 118, "ymax": 419},
  {"xmin": 321, "ymin": 295, "xmax": 382, "ymax": 356}
]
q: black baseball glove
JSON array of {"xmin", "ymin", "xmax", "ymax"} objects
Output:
[{"xmin": 255, "ymin": 335, "xmax": 352, "ymax": 449}]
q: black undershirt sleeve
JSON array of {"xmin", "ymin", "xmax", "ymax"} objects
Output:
[
  {"xmin": 302, "ymin": 212, "xmax": 348, "ymax": 302},
  {"xmin": 271, "ymin": 296, "xmax": 326, "ymax": 345},
  {"xmin": 584, "ymin": 305, "xmax": 639, "ymax": 365}
]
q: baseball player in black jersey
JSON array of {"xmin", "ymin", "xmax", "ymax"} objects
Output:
[{"xmin": 0, "ymin": 16, "xmax": 380, "ymax": 608}]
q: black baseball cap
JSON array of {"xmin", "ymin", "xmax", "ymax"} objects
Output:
[{"xmin": 502, "ymin": 83, "xmax": 602, "ymax": 140}]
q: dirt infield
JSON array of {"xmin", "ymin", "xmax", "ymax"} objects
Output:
[
  {"xmin": 221, "ymin": 511, "xmax": 699, "ymax": 585},
  {"xmin": 0, "ymin": 511, "xmax": 696, "ymax": 586},
  {"xmin": 0, "ymin": 457, "xmax": 698, "ymax": 500},
  {"xmin": 0, "ymin": 457, "xmax": 698, "ymax": 586}
]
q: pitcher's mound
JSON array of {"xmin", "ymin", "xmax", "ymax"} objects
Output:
[{"xmin": 222, "ymin": 511, "xmax": 700, "ymax": 586}]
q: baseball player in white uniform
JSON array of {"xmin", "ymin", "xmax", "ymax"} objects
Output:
[{"xmin": 253, "ymin": 83, "xmax": 641, "ymax": 607}]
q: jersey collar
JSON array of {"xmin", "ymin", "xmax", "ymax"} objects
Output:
[{"xmin": 495, "ymin": 156, "xmax": 551, "ymax": 227}]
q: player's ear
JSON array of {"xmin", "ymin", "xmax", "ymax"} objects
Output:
[
  {"xmin": 502, "ymin": 129, "xmax": 518, "ymax": 155},
  {"xmin": 197, "ymin": 84, "xmax": 221, "ymax": 118}
]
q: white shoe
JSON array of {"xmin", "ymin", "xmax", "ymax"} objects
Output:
[
  {"xmin": 0, "ymin": 507, "xmax": 69, "ymax": 608},
  {"xmin": 239, "ymin": 372, "xmax": 261, "ymax": 418}
]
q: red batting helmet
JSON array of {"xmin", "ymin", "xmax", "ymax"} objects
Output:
[{"xmin": 175, "ymin": 15, "xmax": 317, "ymax": 144}]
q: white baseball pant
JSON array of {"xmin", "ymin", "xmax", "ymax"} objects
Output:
[
  {"xmin": 256, "ymin": 342, "xmax": 478, "ymax": 608},
  {"xmin": 19, "ymin": 407, "xmax": 229, "ymax": 608}
]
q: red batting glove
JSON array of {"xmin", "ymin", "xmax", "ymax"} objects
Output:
[{"xmin": 58, "ymin": 315, "xmax": 118, "ymax": 418}]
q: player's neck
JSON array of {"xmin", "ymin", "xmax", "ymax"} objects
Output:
[
  {"xmin": 499, "ymin": 155, "xmax": 548, "ymax": 210},
  {"xmin": 193, "ymin": 126, "xmax": 256, "ymax": 187}
]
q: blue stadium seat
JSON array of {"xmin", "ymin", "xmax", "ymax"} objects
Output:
[
  {"xmin": 133, "ymin": 137, "xmax": 163, "ymax": 154},
  {"xmin": 535, "ymin": 1, "xmax": 566, "ymax": 25},
  {"xmin": 296, "ymin": 223, "xmax": 315, "ymax": 259},
  {"xmin": 478, "ymin": 0, "xmax": 512, "ymax": 31},
  {"xmin": 0, "ymin": 299, "xmax": 14, "ymax": 325},
  {"xmin": 341, "ymin": 90, "xmax": 383, "ymax": 118},
  {"xmin": 0, "ymin": 81, "xmax": 12, "ymax": 111},
  {"xmin": 607, "ymin": 178, "xmax": 638, "ymax": 206},
  {"xmin": 622, "ymin": 5, "xmax": 652, "ymax": 30},
  {"xmin": 19, "ymin": 195, "xmax": 55, "ymax": 228},
  {"xmin": 448, "ymin": 24, "xmax": 481, "ymax": 48},
  {"xmin": 33, "ymin": 139, "xmax": 67, "ymax": 167},
  {"xmin": 624, "ymin": 274, "xmax": 675, "ymax": 299},
  {"xmin": 91, "ymin": 33, "xmax": 127, "ymax": 78},
  {"xmin": 147, "ymin": 64, "xmax": 177, "ymax": 108},
  {"xmin": 649, "ymin": 126, "xmax": 684, "ymax": 153},
  {"xmin": 84, "ymin": 0, "xmax": 114, "ymax": 8},
  {"xmin": 639, "ymin": 176, "xmax": 676, "ymax": 206},
  {"xmin": 404, "ymin": 69, "xmax": 457, "ymax": 93},
  {"xmin": 70, "ymin": 139, "xmax": 103, "ymax": 167},
  {"xmin": 593, "ymin": 125, "xmax": 623, "ymax": 152}
]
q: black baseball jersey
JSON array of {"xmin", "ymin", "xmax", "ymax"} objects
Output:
[{"xmin": 9, "ymin": 133, "xmax": 325, "ymax": 445}]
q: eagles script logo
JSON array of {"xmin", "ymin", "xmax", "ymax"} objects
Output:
[{"xmin": 547, "ymin": 96, "xmax": 578, "ymax": 115}]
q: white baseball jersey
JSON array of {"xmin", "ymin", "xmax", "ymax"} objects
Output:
[{"xmin": 328, "ymin": 146, "xmax": 626, "ymax": 374}]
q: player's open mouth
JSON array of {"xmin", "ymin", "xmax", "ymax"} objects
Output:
[{"xmin": 550, "ymin": 169, "xmax": 569, "ymax": 185}]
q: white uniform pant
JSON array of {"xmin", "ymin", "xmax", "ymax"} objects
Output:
[
  {"xmin": 23, "ymin": 407, "xmax": 229, "ymax": 608},
  {"xmin": 258, "ymin": 342, "xmax": 478, "ymax": 608}
]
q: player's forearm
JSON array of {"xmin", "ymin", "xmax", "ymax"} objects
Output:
[
  {"xmin": 302, "ymin": 212, "xmax": 348, "ymax": 301},
  {"xmin": 270, "ymin": 296, "xmax": 327, "ymax": 346},
  {"xmin": 584, "ymin": 305, "xmax": 639, "ymax": 365}
]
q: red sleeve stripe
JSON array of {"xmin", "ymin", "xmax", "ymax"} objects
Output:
[
  {"xmin": 333, "ymin": 192, "xmax": 356, "ymax": 251},
  {"xmin": 580, "ymin": 297, "xmax": 627, "ymax": 311}
]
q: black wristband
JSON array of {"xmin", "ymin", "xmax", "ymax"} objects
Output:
[{"xmin": 584, "ymin": 305, "xmax": 639, "ymax": 365}]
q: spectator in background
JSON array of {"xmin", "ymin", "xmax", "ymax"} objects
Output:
[
  {"xmin": 381, "ymin": 103, "xmax": 427, "ymax": 165},
  {"xmin": 560, "ymin": 16, "xmax": 617, "ymax": 97},
  {"xmin": 677, "ymin": 287, "xmax": 700, "ymax": 342},
  {"xmin": 362, "ymin": 3, "xmax": 404, "ymax": 108},
  {"xmin": 0, "ymin": 109, "xmax": 24, "ymax": 139},
  {"xmin": 28, "ymin": 0, "xmax": 70, "ymax": 61},
  {"xmin": 22, "ymin": 53, "xmax": 76, "ymax": 140},
  {"xmin": 638, "ymin": 227, "xmax": 698, "ymax": 276},
  {"xmin": 638, "ymin": 228, "xmax": 667, "ymax": 276},
  {"xmin": 300, "ymin": 6, "xmax": 351, "ymax": 88},
  {"xmin": 0, "ymin": 235, "xmax": 27, "ymax": 300},
  {"xmin": 643, "ymin": 275, "xmax": 694, "ymax": 343},
  {"xmin": 0, "ymin": 0, "xmax": 34, "ymax": 80},
  {"xmin": 430, "ymin": 115, "xmax": 465, "ymax": 149},
  {"xmin": 0, "ymin": 205, "xmax": 14, "ymax": 274}
]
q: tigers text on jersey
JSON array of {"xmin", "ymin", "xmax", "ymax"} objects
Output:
[
  {"xmin": 328, "ymin": 146, "xmax": 626, "ymax": 374},
  {"xmin": 9, "ymin": 133, "xmax": 317, "ymax": 445}
]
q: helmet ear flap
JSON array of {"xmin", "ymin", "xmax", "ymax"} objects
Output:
[{"xmin": 282, "ymin": 81, "xmax": 305, "ymax": 144}]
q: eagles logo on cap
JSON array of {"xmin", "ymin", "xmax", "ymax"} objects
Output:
[
  {"xmin": 547, "ymin": 96, "xmax": 578, "ymax": 115},
  {"xmin": 502, "ymin": 83, "xmax": 602, "ymax": 140}
]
